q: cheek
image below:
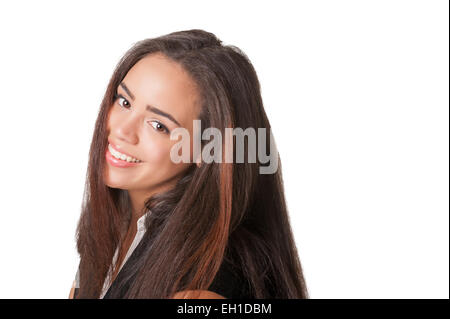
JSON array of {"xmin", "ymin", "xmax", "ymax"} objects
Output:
[
  {"xmin": 143, "ymin": 139, "xmax": 175, "ymax": 166},
  {"xmin": 106, "ymin": 107, "xmax": 119, "ymax": 131},
  {"xmin": 144, "ymin": 139, "xmax": 191, "ymax": 174},
  {"xmin": 146, "ymin": 145, "xmax": 166, "ymax": 164}
]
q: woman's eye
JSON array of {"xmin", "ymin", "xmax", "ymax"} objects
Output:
[
  {"xmin": 149, "ymin": 121, "xmax": 169, "ymax": 134},
  {"xmin": 115, "ymin": 94, "xmax": 130, "ymax": 108}
]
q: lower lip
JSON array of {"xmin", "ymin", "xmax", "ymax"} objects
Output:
[{"xmin": 106, "ymin": 148, "xmax": 142, "ymax": 168}]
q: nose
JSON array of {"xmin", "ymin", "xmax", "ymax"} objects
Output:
[{"xmin": 113, "ymin": 112, "xmax": 140, "ymax": 145}]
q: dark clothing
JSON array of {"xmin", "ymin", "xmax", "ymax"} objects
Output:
[
  {"xmin": 207, "ymin": 258, "xmax": 253, "ymax": 299},
  {"xmin": 101, "ymin": 256, "xmax": 252, "ymax": 299},
  {"xmin": 100, "ymin": 234, "xmax": 252, "ymax": 299}
]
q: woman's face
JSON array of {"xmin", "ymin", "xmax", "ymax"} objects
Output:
[{"xmin": 104, "ymin": 52, "xmax": 201, "ymax": 197}]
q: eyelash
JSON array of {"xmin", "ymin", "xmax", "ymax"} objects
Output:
[{"xmin": 114, "ymin": 93, "xmax": 170, "ymax": 134}]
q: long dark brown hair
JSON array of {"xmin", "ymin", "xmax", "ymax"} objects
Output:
[{"xmin": 75, "ymin": 29, "xmax": 309, "ymax": 298}]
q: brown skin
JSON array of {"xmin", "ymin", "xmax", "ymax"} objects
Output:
[
  {"xmin": 70, "ymin": 53, "xmax": 223, "ymax": 299},
  {"xmin": 105, "ymin": 52, "xmax": 201, "ymax": 222}
]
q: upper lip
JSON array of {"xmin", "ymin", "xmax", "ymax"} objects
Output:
[{"xmin": 108, "ymin": 139, "xmax": 142, "ymax": 161}]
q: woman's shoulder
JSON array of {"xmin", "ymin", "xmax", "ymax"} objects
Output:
[{"xmin": 208, "ymin": 258, "xmax": 253, "ymax": 299}]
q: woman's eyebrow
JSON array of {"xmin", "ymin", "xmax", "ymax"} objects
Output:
[
  {"xmin": 147, "ymin": 105, "xmax": 181, "ymax": 126},
  {"xmin": 119, "ymin": 82, "xmax": 135, "ymax": 100},
  {"xmin": 119, "ymin": 82, "xmax": 181, "ymax": 127}
]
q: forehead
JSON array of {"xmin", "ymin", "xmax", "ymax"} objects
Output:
[{"xmin": 121, "ymin": 53, "xmax": 201, "ymax": 127}]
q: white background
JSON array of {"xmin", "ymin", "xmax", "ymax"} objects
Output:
[{"xmin": 0, "ymin": 0, "xmax": 448, "ymax": 299}]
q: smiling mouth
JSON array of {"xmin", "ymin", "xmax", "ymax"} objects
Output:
[{"xmin": 107, "ymin": 143, "xmax": 142, "ymax": 163}]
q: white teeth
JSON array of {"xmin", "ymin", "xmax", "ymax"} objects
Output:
[{"xmin": 108, "ymin": 144, "xmax": 141, "ymax": 163}]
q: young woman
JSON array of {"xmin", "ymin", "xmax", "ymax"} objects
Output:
[{"xmin": 69, "ymin": 29, "xmax": 309, "ymax": 299}]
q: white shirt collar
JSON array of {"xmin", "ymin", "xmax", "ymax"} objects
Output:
[{"xmin": 137, "ymin": 210, "xmax": 151, "ymax": 232}]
